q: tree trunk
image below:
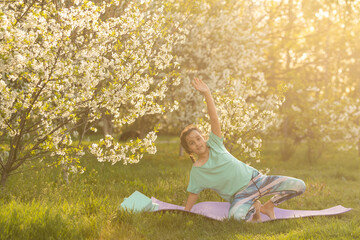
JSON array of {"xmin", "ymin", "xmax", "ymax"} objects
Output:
[
  {"xmin": 307, "ymin": 142, "xmax": 312, "ymax": 164},
  {"xmin": 101, "ymin": 114, "xmax": 113, "ymax": 136},
  {"xmin": 179, "ymin": 143, "xmax": 184, "ymax": 157},
  {"xmin": 0, "ymin": 170, "xmax": 9, "ymax": 188},
  {"xmin": 62, "ymin": 163, "xmax": 70, "ymax": 184},
  {"xmin": 281, "ymin": 117, "xmax": 296, "ymax": 161}
]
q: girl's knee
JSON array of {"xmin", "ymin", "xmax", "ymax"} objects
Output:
[
  {"xmin": 283, "ymin": 177, "xmax": 306, "ymax": 194},
  {"xmin": 297, "ymin": 179, "xmax": 306, "ymax": 194}
]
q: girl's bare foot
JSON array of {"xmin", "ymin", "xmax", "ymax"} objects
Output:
[
  {"xmin": 260, "ymin": 200, "xmax": 276, "ymax": 220},
  {"xmin": 250, "ymin": 200, "xmax": 262, "ymax": 222}
]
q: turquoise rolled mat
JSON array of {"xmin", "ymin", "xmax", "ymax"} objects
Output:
[{"xmin": 120, "ymin": 191, "xmax": 159, "ymax": 212}]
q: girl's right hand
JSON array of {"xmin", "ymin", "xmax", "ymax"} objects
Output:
[{"xmin": 192, "ymin": 77, "xmax": 210, "ymax": 94}]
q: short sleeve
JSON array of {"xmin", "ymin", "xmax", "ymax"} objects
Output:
[
  {"xmin": 206, "ymin": 132, "xmax": 227, "ymax": 153},
  {"xmin": 187, "ymin": 169, "xmax": 203, "ymax": 194}
]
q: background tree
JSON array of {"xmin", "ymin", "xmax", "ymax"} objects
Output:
[
  {"xmin": 164, "ymin": 0, "xmax": 284, "ymax": 167},
  {"xmin": 258, "ymin": 0, "xmax": 360, "ymax": 162}
]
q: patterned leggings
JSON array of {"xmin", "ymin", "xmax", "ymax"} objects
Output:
[{"xmin": 229, "ymin": 171, "xmax": 306, "ymax": 221}]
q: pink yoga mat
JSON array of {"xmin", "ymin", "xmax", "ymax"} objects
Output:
[{"xmin": 151, "ymin": 197, "xmax": 352, "ymax": 222}]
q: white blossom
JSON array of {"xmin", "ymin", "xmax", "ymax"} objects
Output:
[{"xmin": 291, "ymin": 105, "xmax": 302, "ymax": 112}]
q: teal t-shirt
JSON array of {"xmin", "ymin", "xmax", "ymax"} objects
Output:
[{"xmin": 187, "ymin": 132, "xmax": 256, "ymax": 201}]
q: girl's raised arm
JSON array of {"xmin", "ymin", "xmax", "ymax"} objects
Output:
[{"xmin": 192, "ymin": 77, "xmax": 222, "ymax": 138}]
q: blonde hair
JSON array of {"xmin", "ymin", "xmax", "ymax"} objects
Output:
[{"xmin": 180, "ymin": 124, "xmax": 202, "ymax": 163}]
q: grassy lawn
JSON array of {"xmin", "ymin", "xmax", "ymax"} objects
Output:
[{"xmin": 0, "ymin": 136, "xmax": 359, "ymax": 239}]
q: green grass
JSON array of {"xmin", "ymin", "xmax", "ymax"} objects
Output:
[{"xmin": 0, "ymin": 137, "xmax": 359, "ymax": 239}]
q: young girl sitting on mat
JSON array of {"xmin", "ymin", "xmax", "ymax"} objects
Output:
[{"xmin": 181, "ymin": 77, "xmax": 306, "ymax": 222}]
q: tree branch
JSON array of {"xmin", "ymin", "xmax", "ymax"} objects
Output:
[
  {"xmin": 0, "ymin": 155, "xmax": 5, "ymax": 170},
  {"xmin": 14, "ymin": 0, "xmax": 38, "ymax": 26}
]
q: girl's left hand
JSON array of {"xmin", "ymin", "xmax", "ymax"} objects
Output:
[{"xmin": 192, "ymin": 77, "xmax": 210, "ymax": 94}]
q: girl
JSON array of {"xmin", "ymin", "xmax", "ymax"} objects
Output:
[{"xmin": 181, "ymin": 77, "xmax": 306, "ymax": 222}]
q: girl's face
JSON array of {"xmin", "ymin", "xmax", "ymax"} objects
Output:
[{"xmin": 185, "ymin": 130, "xmax": 208, "ymax": 156}]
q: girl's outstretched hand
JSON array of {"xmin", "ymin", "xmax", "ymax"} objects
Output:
[
  {"xmin": 192, "ymin": 77, "xmax": 222, "ymax": 137},
  {"xmin": 192, "ymin": 77, "xmax": 210, "ymax": 94}
]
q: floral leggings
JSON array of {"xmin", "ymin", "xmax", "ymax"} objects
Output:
[{"xmin": 229, "ymin": 171, "xmax": 306, "ymax": 221}]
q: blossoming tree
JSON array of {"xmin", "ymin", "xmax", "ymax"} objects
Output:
[
  {"xmin": 0, "ymin": 0, "xmax": 186, "ymax": 186},
  {"xmin": 166, "ymin": 0, "xmax": 284, "ymax": 167}
]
